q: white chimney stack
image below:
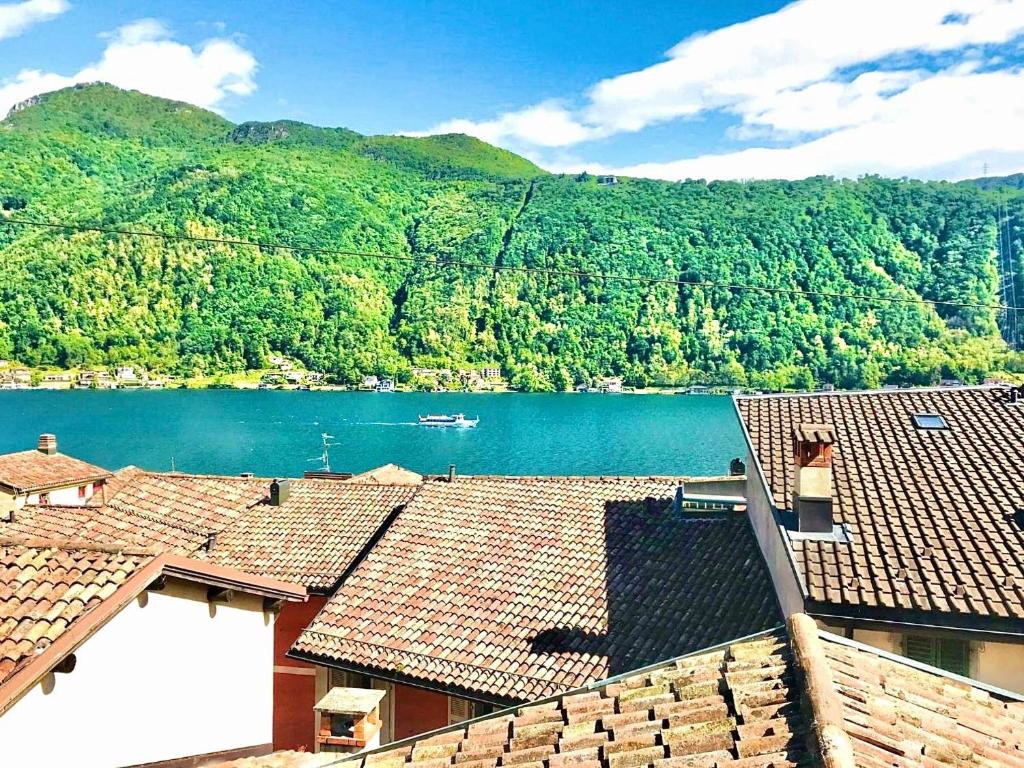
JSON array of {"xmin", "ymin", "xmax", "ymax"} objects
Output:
[{"xmin": 37, "ymin": 434, "xmax": 57, "ymax": 455}]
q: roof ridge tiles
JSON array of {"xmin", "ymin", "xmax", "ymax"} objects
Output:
[
  {"xmin": 0, "ymin": 535, "xmax": 158, "ymax": 557},
  {"xmin": 735, "ymin": 383, "xmax": 1006, "ymax": 401}
]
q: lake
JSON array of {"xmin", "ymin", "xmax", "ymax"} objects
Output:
[{"xmin": 0, "ymin": 391, "xmax": 744, "ymax": 477}]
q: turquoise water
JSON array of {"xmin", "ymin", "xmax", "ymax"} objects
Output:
[{"xmin": 0, "ymin": 391, "xmax": 744, "ymax": 477}]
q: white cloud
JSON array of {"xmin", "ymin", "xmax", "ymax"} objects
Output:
[
  {"xmin": 404, "ymin": 100, "xmax": 600, "ymax": 148},
  {"xmin": 0, "ymin": 18, "xmax": 256, "ymax": 116},
  {"xmin": 0, "ymin": 0, "xmax": 67, "ymax": 41},
  {"xmin": 611, "ymin": 68, "xmax": 1024, "ymax": 181},
  {"xmin": 410, "ymin": 0, "xmax": 1024, "ymax": 180}
]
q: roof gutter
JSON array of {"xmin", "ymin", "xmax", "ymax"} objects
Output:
[{"xmin": 807, "ymin": 605, "xmax": 1024, "ymax": 643}]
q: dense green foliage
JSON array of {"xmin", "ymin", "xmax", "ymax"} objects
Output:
[{"xmin": 2, "ymin": 83, "xmax": 1023, "ymax": 390}]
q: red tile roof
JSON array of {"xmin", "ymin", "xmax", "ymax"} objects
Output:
[
  {"xmin": 3, "ymin": 470, "xmax": 417, "ymax": 592},
  {"xmin": 0, "ymin": 538, "xmax": 155, "ymax": 689},
  {"xmin": 206, "ymin": 480, "xmax": 418, "ymax": 591},
  {"xmin": 736, "ymin": 387, "xmax": 1024, "ymax": 630},
  {"xmin": 210, "ymin": 751, "xmax": 325, "ymax": 768},
  {"xmin": 5, "ymin": 470, "xmax": 270, "ymax": 553},
  {"xmin": 334, "ymin": 615, "xmax": 1024, "ymax": 768},
  {"xmin": 292, "ymin": 476, "xmax": 780, "ymax": 702},
  {"xmin": 0, "ymin": 449, "xmax": 111, "ymax": 493}
]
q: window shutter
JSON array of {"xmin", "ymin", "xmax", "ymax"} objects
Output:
[
  {"xmin": 904, "ymin": 635, "xmax": 938, "ymax": 667},
  {"xmin": 904, "ymin": 635, "xmax": 970, "ymax": 676},
  {"xmin": 938, "ymin": 638, "xmax": 970, "ymax": 677},
  {"xmin": 448, "ymin": 696, "xmax": 471, "ymax": 724}
]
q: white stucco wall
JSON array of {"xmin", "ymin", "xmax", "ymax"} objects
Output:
[
  {"xmin": 24, "ymin": 481, "xmax": 95, "ymax": 507},
  {"xmin": 0, "ymin": 579, "xmax": 275, "ymax": 768},
  {"xmin": 743, "ymin": 453, "xmax": 804, "ymax": 617}
]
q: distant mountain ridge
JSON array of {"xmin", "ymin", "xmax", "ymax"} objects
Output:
[{"xmin": 0, "ymin": 83, "xmax": 1022, "ymax": 389}]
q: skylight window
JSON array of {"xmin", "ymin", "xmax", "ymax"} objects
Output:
[{"xmin": 912, "ymin": 413, "xmax": 948, "ymax": 430}]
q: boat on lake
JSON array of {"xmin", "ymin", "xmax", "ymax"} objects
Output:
[{"xmin": 418, "ymin": 413, "xmax": 479, "ymax": 428}]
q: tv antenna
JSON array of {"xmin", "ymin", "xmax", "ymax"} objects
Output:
[{"xmin": 307, "ymin": 432, "xmax": 338, "ymax": 472}]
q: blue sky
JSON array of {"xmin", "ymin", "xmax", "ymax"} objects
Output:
[{"xmin": 2, "ymin": 0, "xmax": 1024, "ymax": 180}]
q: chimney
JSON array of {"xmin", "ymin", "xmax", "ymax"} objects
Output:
[
  {"xmin": 448, "ymin": 464, "xmax": 456, "ymax": 482},
  {"xmin": 269, "ymin": 478, "xmax": 290, "ymax": 506},
  {"xmin": 792, "ymin": 423, "xmax": 836, "ymax": 533},
  {"xmin": 37, "ymin": 433, "xmax": 57, "ymax": 455}
]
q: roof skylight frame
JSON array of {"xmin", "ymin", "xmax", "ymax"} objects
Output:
[{"xmin": 911, "ymin": 412, "xmax": 949, "ymax": 430}]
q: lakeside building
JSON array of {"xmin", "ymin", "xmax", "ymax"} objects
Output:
[
  {"xmin": 735, "ymin": 385, "xmax": 1024, "ymax": 693},
  {"xmin": 0, "ymin": 434, "xmax": 111, "ymax": 519},
  {"xmin": 0, "ymin": 438, "xmax": 772, "ymax": 756},
  {"xmin": 0, "ymin": 538, "xmax": 304, "ymax": 768},
  {"xmin": 7, "ymin": 383, "xmax": 1024, "ymax": 766}
]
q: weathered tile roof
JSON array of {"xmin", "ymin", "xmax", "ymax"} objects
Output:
[
  {"xmin": 342, "ymin": 628, "xmax": 805, "ymax": 768},
  {"xmin": 331, "ymin": 615, "xmax": 1024, "ymax": 768},
  {"xmin": 822, "ymin": 627, "xmax": 1024, "ymax": 766},
  {"xmin": 5, "ymin": 470, "xmax": 271, "ymax": 553},
  {"xmin": 0, "ymin": 539, "xmax": 154, "ymax": 687},
  {"xmin": 0, "ymin": 535, "xmax": 304, "ymax": 715},
  {"xmin": 2, "ymin": 470, "xmax": 417, "ymax": 592},
  {"xmin": 0, "ymin": 449, "xmax": 111, "ymax": 493},
  {"xmin": 206, "ymin": 480, "xmax": 418, "ymax": 591},
  {"xmin": 292, "ymin": 476, "xmax": 781, "ymax": 702},
  {"xmin": 736, "ymin": 386, "xmax": 1024, "ymax": 630}
]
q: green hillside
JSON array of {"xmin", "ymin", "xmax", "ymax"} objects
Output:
[{"xmin": 1, "ymin": 83, "xmax": 1023, "ymax": 390}]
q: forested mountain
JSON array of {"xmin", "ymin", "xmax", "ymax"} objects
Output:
[{"xmin": 1, "ymin": 83, "xmax": 1023, "ymax": 390}]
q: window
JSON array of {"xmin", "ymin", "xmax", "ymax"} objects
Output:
[
  {"xmin": 78, "ymin": 485, "xmax": 87, "ymax": 498},
  {"xmin": 911, "ymin": 413, "xmax": 948, "ymax": 430},
  {"xmin": 38, "ymin": 492, "xmax": 49, "ymax": 505},
  {"xmin": 904, "ymin": 635, "xmax": 970, "ymax": 676}
]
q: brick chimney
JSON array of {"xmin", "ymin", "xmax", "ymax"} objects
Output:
[
  {"xmin": 37, "ymin": 433, "xmax": 57, "ymax": 455},
  {"xmin": 792, "ymin": 423, "xmax": 836, "ymax": 533}
]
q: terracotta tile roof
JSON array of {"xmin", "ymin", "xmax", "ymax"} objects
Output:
[
  {"xmin": 2, "ymin": 471, "xmax": 418, "ymax": 592},
  {"xmin": 0, "ymin": 449, "xmax": 111, "ymax": 493},
  {"xmin": 344, "ymin": 628, "xmax": 807, "ymax": 768},
  {"xmin": 292, "ymin": 476, "xmax": 780, "ymax": 702},
  {"xmin": 338, "ymin": 615, "xmax": 1024, "ymax": 768},
  {"xmin": 348, "ymin": 464, "xmax": 424, "ymax": 486},
  {"xmin": 821, "ymin": 629, "xmax": 1024, "ymax": 766},
  {"xmin": 0, "ymin": 538, "xmax": 154, "ymax": 687},
  {"xmin": 206, "ymin": 480, "xmax": 418, "ymax": 591},
  {"xmin": 4, "ymin": 470, "xmax": 271, "ymax": 553},
  {"xmin": 735, "ymin": 387, "xmax": 1024, "ymax": 630}
]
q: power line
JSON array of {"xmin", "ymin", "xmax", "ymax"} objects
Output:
[{"xmin": 3, "ymin": 215, "xmax": 1023, "ymax": 313}]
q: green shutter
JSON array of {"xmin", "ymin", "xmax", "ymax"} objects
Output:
[
  {"xmin": 904, "ymin": 635, "xmax": 970, "ymax": 676},
  {"xmin": 904, "ymin": 635, "xmax": 938, "ymax": 666},
  {"xmin": 938, "ymin": 638, "xmax": 970, "ymax": 677}
]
